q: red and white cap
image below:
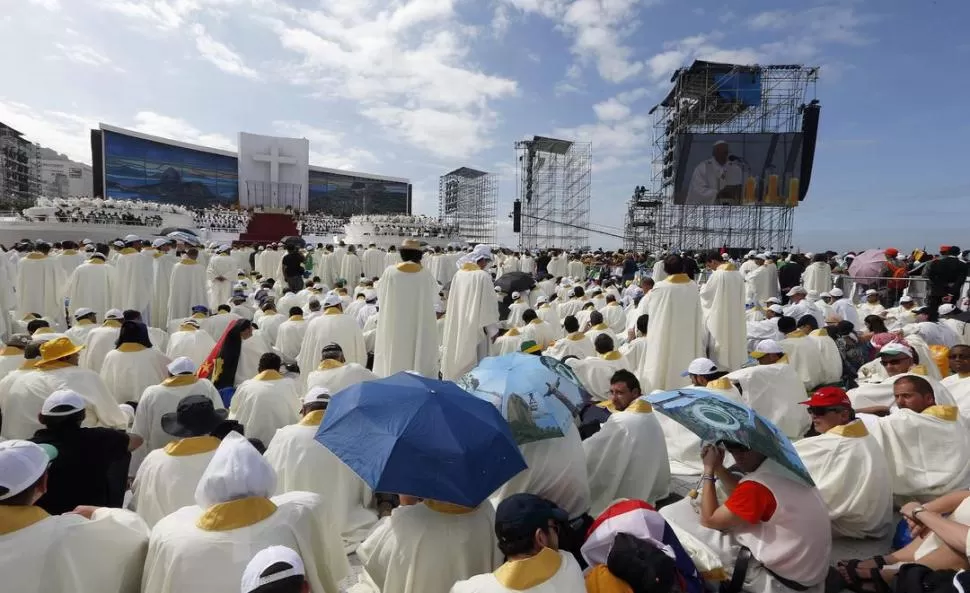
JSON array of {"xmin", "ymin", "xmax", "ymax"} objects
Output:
[
  {"xmin": 581, "ymin": 499, "xmax": 675, "ymax": 567},
  {"xmin": 240, "ymin": 545, "xmax": 305, "ymax": 593}
]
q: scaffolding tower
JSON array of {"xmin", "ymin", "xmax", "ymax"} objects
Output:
[
  {"xmin": 0, "ymin": 121, "xmax": 41, "ymax": 211},
  {"xmin": 438, "ymin": 167, "xmax": 496, "ymax": 244},
  {"xmin": 624, "ymin": 61, "xmax": 818, "ymax": 252},
  {"xmin": 514, "ymin": 136, "xmax": 591, "ymax": 250}
]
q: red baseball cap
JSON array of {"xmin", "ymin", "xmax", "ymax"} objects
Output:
[
  {"xmin": 884, "ymin": 248, "xmax": 898, "ymax": 258},
  {"xmin": 800, "ymin": 386, "xmax": 851, "ymax": 407}
]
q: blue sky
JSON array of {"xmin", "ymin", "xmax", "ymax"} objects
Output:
[{"xmin": 0, "ymin": 0, "xmax": 967, "ymax": 252}]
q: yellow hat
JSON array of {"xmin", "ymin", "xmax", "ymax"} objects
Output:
[{"xmin": 36, "ymin": 337, "xmax": 84, "ymax": 366}]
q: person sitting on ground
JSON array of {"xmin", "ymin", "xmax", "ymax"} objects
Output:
[
  {"xmin": 565, "ymin": 334, "xmax": 635, "ymax": 402},
  {"xmin": 544, "ymin": 316, "xmax": 595, "ymax": 360},
  {"xmin": 241, "ymin": 546, "xmax": 311, "ymax": 593}
]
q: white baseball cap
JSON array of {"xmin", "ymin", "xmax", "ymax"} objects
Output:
[
  {"xmin": 752, "ymin": 339, "xmax": 784, "ymax": 358},
  {"xmin": 167, "ymin": 356, "xmax": 196, "ymax": 376},
  {"xmin": 123, "ymin": 234, "xmax": 141, "ymax": 243},
  {"xmin": 73, "ymin": 307, "xmax": 94, "ymax": 319},
  {"xmin": 786, "ymin": 286, "xmax": 807, "ymax": 296},
  {"xmin": 240, "ymin": 545, "xmax": 305, "ymax": 593},
  {"xmin": 105, "ymin": 308, "xmax": 124, "ymax": 320},
  {"xmin": 766, "ymin": 297, "xmax": 782, "ymax": 305},
  {"xmin": 363, "ymin": 289, "xmax": 377, "ymax": 302},
  {"xmin": 511, "ymin": 291, "xmax": 520, "ymax": 299},
  {"xmin": 939, "ymin": 303, "xmax": 956, "ymax": 316},
  {"xmin": 112, "ymin": 240, "xmax": 125, "ymax": 248},
  {"xmin": 151, "ymin": 238, "xmax": 170, "ymax": 248},
  {"xmin": 900, "ymin": 295, "xmax": 914, "ymax": 303},
  {"xmin": 302, "ymin": 386, "xmax": 331, "ymax": 406},
  {"xmin": 321, "ymin": 293, "xmax": 341, "ymax": 309},
  {"xmin": 217, "ymin": 244, "xmax": 231, "ymax": 253},
  {"xmin": 819, "ymin": 292, "xmax": 831, "ymax": 299},
  {"xmin": 767, "ymin": 304, "xmax": 784, "ymax": 314},
  {"xmin": 681, "ymin": 357, "xmax": 720, "ymax": 377},
  {"xmin": 41, "ymin": 389, "xmax": 86, "ymax": 417},
  {"xmin": 865, "ymin": 289, "xmax": 878, "ymax": 296},
  {"xmin": 536, "ymin": 296, "xmax": 548, "ymax": 304},
  {"xmin": 830, "ymin": 288, "xmax": 844, "ymax": 297},
  {"xmin": 0, "ymin": 440, "xmax": 57, "ymax": 501}
]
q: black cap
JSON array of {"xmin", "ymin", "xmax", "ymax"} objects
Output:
[
  {"xmin": 161, "ymin": 394, "xmax": 228, "ymax": 438},
  {"xmin": 494, "ymin": 494, "xmax": 568, "ymax": 543}
]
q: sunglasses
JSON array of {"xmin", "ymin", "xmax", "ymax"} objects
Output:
[{"xmin": 808, "ymin": 406, "xmax": 843, "ymax": 416}]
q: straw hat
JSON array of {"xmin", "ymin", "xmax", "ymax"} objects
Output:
[
  {"xmin": 36, "ymin": 337, "xmax": 84, "ymax": 367},
  {"xmin": 401, "ymin": 239, "xmax": 422, "ymax": 251}
]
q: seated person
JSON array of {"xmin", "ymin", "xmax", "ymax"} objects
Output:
[
  {"xmin": 726, "ymin": 340, "xmax": 811, "ymax": 439},
  {"xmin": 848, "ymin": 341, "xmax": 924, "ymax": 412},
  {"xmin": 566, "ymin": 334, "xmax": 634, "ymax": 402},
  {"xmin": 660, "ymin": 441, "xmax": 831, "ymax": 592},
  {"xmin": 793, "ymin": 387, "xmax": 893, "ymax": 539}
]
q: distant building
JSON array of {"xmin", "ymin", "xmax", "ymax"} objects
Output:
[
  {"xmin": 0, "ymin": 121, "xmax": 41, "ymax": 209},
  {"xmin": 90, "ymin": 123, "xmax": 412, "ymax": 215},
  {"xmin": 40, "ymin": 155, "xmax": 93, "ymax": 198}
]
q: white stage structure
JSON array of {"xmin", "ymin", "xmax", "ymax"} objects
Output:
[{"xmin": 238, "ymin": 132, "xmax": 309, "ymax": 211}]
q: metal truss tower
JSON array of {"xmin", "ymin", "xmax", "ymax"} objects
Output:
[
  {"xmin": 514, "ymin": 136, "xmax": 591, "ymax": 250},
  {"xmin": 625, "ymin": 61, "xmax": 818, "ymax": 253},
  {"xmin": 438, "ymin": 167, "xmax": 496, "ymax": 244}
]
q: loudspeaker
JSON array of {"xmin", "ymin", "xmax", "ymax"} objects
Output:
[{"xmin": 512, "ymin": 200, "xmax": 521, "ymax": 233}]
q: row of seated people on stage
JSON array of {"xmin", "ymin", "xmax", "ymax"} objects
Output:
[
  {"xmin": 296, "ymin": 212, "xmax": 346, "ymax": 234},
  {"xmin": 349, "ymin": 214, "xmax": 460, "ymax": 237},
  {"xmin": 50, "ymin": 209, "xmax": 163, "ymax": 226},
  {"xmin": 191, "ymin": 206, "xmax": 252, "ymax": 232}
]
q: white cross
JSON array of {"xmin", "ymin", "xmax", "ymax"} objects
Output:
[{"xmin": 252, "ymin": 145, "xmax": 297, "ymax": 208}]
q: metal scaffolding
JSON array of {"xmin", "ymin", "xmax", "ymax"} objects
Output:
[
  {"xmin": 0, "ymin": 121, "xmax": 41, "ymax": 210},
  {"xmin": 438, "ymin": 167, "xmax": 496, "ymax": 244},
  {"xmin": 514, "ymin": 136, "xmax": 591, "ymax": 250},
  {"xmin": 625, "ymin": 61, "xmax": 818, "ymax": 252}
]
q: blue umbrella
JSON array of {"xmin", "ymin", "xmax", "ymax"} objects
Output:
[
  {"xmin": 315, "ymin": 372, "xmax": 527, "ymax": 507},
  {"xmin": 458, "ymin": 353, "xmax": 589, "ymax": 445},
  {"xmin": 645, "ymin": 388, "xmax": 814, "ymax": 486}
]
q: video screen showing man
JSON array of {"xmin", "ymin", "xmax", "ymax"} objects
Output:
[{"xmin": 685, "ymin": 140, "xmax": 743, "ymax": 205}]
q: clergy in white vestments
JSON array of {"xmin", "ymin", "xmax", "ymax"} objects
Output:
[
  {"xmin": 202, "ymin": 305, "xmax": 243, "ymax": 341},
  {"xmin": 373, "ymin": 240, "xmax": 440, "ymax": 378},
  {"xmin": 782, "ymin": 286, "xmax": 826, "ymax": 329},
  {"xmin": 557, "ymin": 288, "xmax": 586, "ymax": 321},
  {"xmin": 0, "ymin": 440, "xmax": 151, "ymax": 593},
  {"xmin": 644, "ymin": 255, "xmax": 705, "ymax": 391},
  {"xmin": 150, "ymin": 239, "xmax": 178, "ymax": 329},
  {"xmin": 130, "ymin": 357, "xmax": 223, "ymax": 472},
  {"xmin": 16, "ymin": 243, "xmax": 65, "ymax": 329},
  {"xmin": 544, "ymin": 316, "xmax": 595, "ymax": 360},
  {"xmin": 583, "ymin": 311, "xmax": 618, "ymax": 348},
  {"xmin": 507, "ymin": 292, "xmax": 531, "ymax": 328},
  {"xmin": 567, "ymin": 335, "xmax": 636, "ymax": 401},
  {"xmin": 699, "ymin": 252, "xmax": 748, "ymax": 371},
  {"xmin": 64, "ymin": 308, "xmax": 99, "ymax": 346},
  {"xmin": 100, "ymin": 321, "xmax": 172, "ymax": 405},
  {"xmin": 857, "ymin": 290, "xmax": 887, "ymax": 320},
  {"xmin": 744, "ymin": 255, "xmax": 777, "ymax": 307},
  {"xmin": 201, "ymin": 319, "xmax": 274, "ymax": 391},
  {"xmin": 659, "ymin": 442, "xmax": 832, "ymax": 593},
  {"xmin": 441, "ymin": 245, "xmax": 500, "ymax": 380},
  {"xmin": 492, "ymin": 327, "xmax": 525, "ymax": 356},
  {"xmin": 265, "ymin": 387, "xmax": 378, "ymax": 551},
  {"xmin": 167, "ymin": 248, "xmax": 209, "ymax": 323},
  {"xmin": 583, "ymin": 371, "xmax": 670, "ymax": 516},
  {"xmin": 256, "ymin": 301, "xmax": 286, "ymax": 345},
  {"xmin": 275, "ymin": 307, "xmax": 308, "ymax": 364},
  {"xmin": 229, "ymin": 353, "xmax": 300, "ymax": 446},
  {"xmin": 490, "ymin": 422, "xmax": 591, "ymax": 522},
  {"xmin": 796, "ymin": 317, "xmax": 843, "ymax": 386},
  {"xmin": 113, "ymin": 237, "xmax": 154, "ymax": 321},
  {"xmin": 0, "ymin": 337, "xmax": 128, "ymax": 440},
  {"xmin": 0, "ymin": 334, "xmax": 28, "ymax": 381},
  {"xmin": 669, "ymin": 362, "xmax": 744, "ymax": 475},
  {"xmin": 619, "ymin": 314, "xmax": 650, "ymax": 379},
  {"xmin": 384, "ymin": 245, "xmax": 401, "ymax": 271},
  {"xmin": 304, "ymin": 342, "xmax": 378, "ymax": 394},
  {"xmin": 165, "ymin": 318, "xmax": 216, "ymax": 368},
  {"xmin": 848, "ymin": 342, "xmax": 924, "ymax": 411},
  {"xmin": 339, "ymin": 245, "xmax": 364, "ymax": 284},
  {"xmin": 141, "ymin": 432, "xmax": 349, "ymax": 593},
  {"xmin": 801, "ymin": 256, "xmax": 833, "ymax": 295},
  {"xmin": 65, "ymin": 252, "xmax": 115, "ymax": 321},
  {"xmin": 777, "ymin": 316, "xmax": 826, "ymax": 390},
  {"xmin": 519, "ymin": 310, "xmax": 558, "ymax": 351},
  {"xmin": 362, "ymin": 244, "xmax": 385, "ymax": 279},
  {"xmin": 131, "ymin": 394, "xmax": 228, "ymax": 527},
  {"xmin": 792, "ymin": 387, "xmax": 893, "ymax": 539},
  {"xmin": 942, "ymin": 345, "xmax": 970, "ymax": 418},
  {"xmin": 599, "ymin": 295, "xmax": 627, "ymax": 334},
  {"xmin": 450, "ymin": 494, "xmax": 586, "ymax": 593},
  {"xmin": 297, "ymin": 294, "xmax": 367, "ymax": 387},
  {"xmin": 829, "ymin": 288, "xmax": 861, "ymax": 330},
  {"xmin": 358, "ymin": 498, "xmax": 501, "ymax": 593},
  {"xmin": 55, "ymin": 242, "xmax": 86, "ymax": 276},
  {"xmin": 727, "ymin": 341, "xmax": 812, "ymax": 439},
  {"xmin": 206, "ymin": 245, "xmax": 237, "ymax": 310},
  {"xmin": 866, "ymin": 373, "xmax": 970, "ymax": 501}
]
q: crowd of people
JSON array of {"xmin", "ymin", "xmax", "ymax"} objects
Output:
[
  {"xmin": 191, "ymin": 205, "xmax": 252, "ymax": 232},
  {"xmin": 349, "ymin": 214, "xmax": 461, "ymax": 238},
  {"xmin": 3, "ymin": 238, "xmax": 970, "ymax": 593},
  {"xmin": 297, "ymin": 212, "xmax": 346, "ymax": 235}
]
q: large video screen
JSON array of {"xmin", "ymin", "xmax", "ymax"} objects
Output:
[
  {"xmin": 308, "ymin": 170, "xmax": 409, "ymax": 216},
  {"xmin": 103, "ymin": 130, "xmax": 238, "ymax": 207},
  {"xmin": 673, "ymin": 132, "xmax": 803, "ymax": 206}
]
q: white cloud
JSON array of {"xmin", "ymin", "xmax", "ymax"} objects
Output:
[
  {"xmin": 502, "ymin": 0, "xmax": 653, "ymax": 83},
  {"xmin": 257, "ymin": 0, "xmax": 517, "ymax": 158},
  {"xmin": 0, "ymin": 100, "xmax": 100, "ymax": 164},
  {"xmin": 130, "ymin": 111, "xmax": 237, "ymax": 152},
  {"xmin": 271, "ymin": 119, "xmax": 378, "ymax": 170},
  {"xmin": 492, "ymin": 4, "xmax": 511, "ymax": 37},
  {"xmin": 28, "ymin": 0, "xmax": 60, "ymax": 10},
  {"xmin": 52, "ymin": 43, "xmax": 122, "ymax": 71},
  {"xmin": 593, "ymin": 97, "xmax": 630, "ymax": 121},
  {"xmin": 191, "ymin": 24, "xmax": 259, "ymax": 80},
  {"xmin": 100, "ymin": 0, "xmax": 245, "ymax": 31}
]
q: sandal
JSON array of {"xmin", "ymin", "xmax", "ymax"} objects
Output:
[{"xmin": 836, "ymin": 559, "xmax": 892, "ymax": 593}]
